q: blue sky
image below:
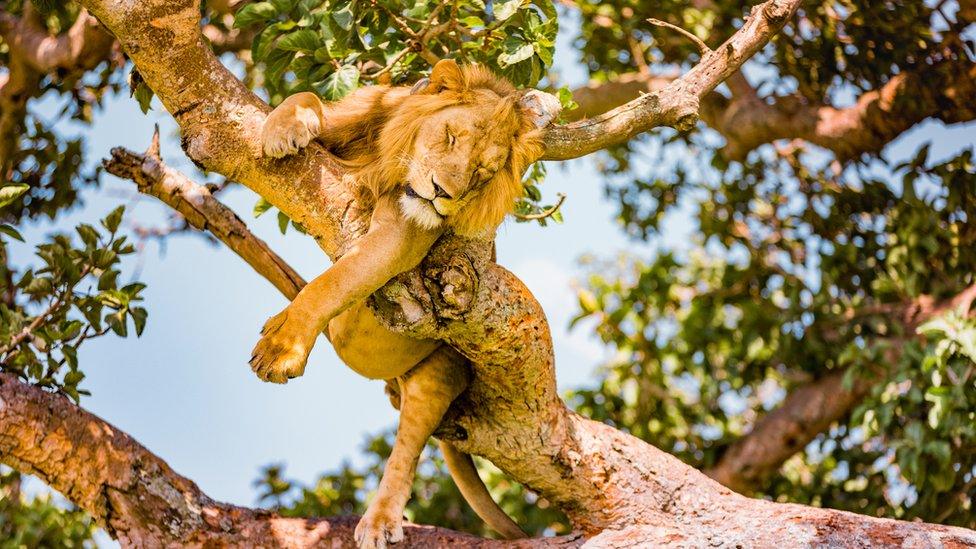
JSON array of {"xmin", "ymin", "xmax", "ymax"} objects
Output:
[{"xmin": 8, "ymin": 6, "xmax": 975, "ymax": 546}]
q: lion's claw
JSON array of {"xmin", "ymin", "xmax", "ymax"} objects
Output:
[
  {"xmin": 355, "ymin": 508, "xmax": 404, "ymax": 549},
  {"xmin": 249, "ymin": 310, "xmax": 315, "ymax": 384}
]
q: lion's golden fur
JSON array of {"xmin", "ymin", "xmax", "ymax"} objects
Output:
[{"xmin": 318, "ymin": 64, "xmax": 545, "ymax": 237}]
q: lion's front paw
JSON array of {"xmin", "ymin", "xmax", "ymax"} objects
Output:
[
  {"xmin": 261, "ymin": 106, "xmax": 321, "ymax": 158},
  {"xmin": 249, "ymin": 310, "xmax": 315, "ymax": 383},
  {"xmin": 354, "ymin": 506, "xmax": 404, "ymax": 549}
]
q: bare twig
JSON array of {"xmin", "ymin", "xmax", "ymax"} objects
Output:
[
  {"xmin": 646, "ymin": 18, "xmax": 711, "ymax": 55},
  {"xmin": 514, "ymin": 193, "xmax": 567, "ymax": 221}
]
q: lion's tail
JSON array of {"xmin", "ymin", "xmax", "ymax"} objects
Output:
[{"xmin": 439, "ymin": 440, "xmax": 528, "ymax": 539}]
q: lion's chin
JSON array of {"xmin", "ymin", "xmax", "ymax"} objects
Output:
[{"xmin": 399, "ymin": 193, "xmax": 444, "ymax": 230}]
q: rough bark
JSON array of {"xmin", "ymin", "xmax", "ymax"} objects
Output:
[
  {"xmin": 102, "ymin": 135, "xmax": 305, "ymax": 300},
  {"xmin": 541, "ymin": 0, "xmax": 798, "ymax": 160},
  {"xmin": 0, "ymin": 373, "xmax": 569, "ymax": 548},
  {"xmin": 3, "ymin": 0, "xmax": 974, "ymax": 546}
]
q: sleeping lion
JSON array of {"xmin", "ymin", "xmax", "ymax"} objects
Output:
[{"xmin": 251, "ymin": 60, "xmax": 560, "ymax": 548}]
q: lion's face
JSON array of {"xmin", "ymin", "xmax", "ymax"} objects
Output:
[
  {"xmin": 398, "ymin": 99, "xmax": 517, "ymax": 232},
  {"xmin": 360, "ymin": 60, "xmax": 560, "ymax": 237}
]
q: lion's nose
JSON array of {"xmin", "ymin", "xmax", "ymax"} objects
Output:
[{"xmin": 432, "ymin": 179, "xmax": 453, "ymax": 200}]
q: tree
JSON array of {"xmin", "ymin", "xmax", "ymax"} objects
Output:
[{"xmin": 1, "ymin": 0, "xmax": 975, "ymax": 546}]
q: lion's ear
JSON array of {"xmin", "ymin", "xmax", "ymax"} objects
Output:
[
  {"xmin": 428, "ymin": 59, "xmax": 466, "ymax": 93},
  {"xmin": 516, "ymin": 90, "xmax": 562, "ymax": 129}
]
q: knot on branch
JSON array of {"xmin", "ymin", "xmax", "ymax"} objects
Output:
[
  {"xmin": 371, "ymin": 237, "xmax": 490, "ymax": 337},
  {"xmin": 422, "ymin": 252, "xmax": 479, "ymax": 321},
  {"xmin": 762, "ymin": 0, "xmax": 794, "ymax": 24},
  {"xmin": 664, "ymin": 89, "xmax": 701, "ymax": 132}
]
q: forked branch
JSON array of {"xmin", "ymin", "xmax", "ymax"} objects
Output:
[{"xmin": 539, "ymin": 0, "xmax": 801, "ymax": 160}]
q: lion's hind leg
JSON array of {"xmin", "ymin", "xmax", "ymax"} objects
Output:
[
  {"xmin": 261, "ymin": 91, "xmax": 325, "ymax": 158},
  {"xmin": 354, "ymin": 347, "xmax": 468, "ymax": 549}
]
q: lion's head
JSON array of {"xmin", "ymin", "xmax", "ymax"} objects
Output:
[{"xmin": 341, "ymin": 60, "xmax": 560, "ymax": 237}]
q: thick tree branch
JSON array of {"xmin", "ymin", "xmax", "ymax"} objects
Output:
[
  {"xmin": 707, "ymin": 285, "xmax": 976, "ymax": 493},
  {"xmin": 0, "ymin": 7, "xmax": 114, "ymax": 74},
  {"xmin": 102, "ymin": 132, "xmax": 305, "ymax": 300},
  {"xmin": 0, "ymin": 373, "xmax": 552, "ymax": 547},
  {"xmin": 702, "ymin": 62, "xmax": 976, "ymax": 161},
  {"xmin": 3, "ymin": 371, "xmax": 974, "ymax": 546},
  {"xmin": 564, "ymin": 52, "xmax": 976, "ymax": 162},
  {"xmin": 540, "ymin": 0, "xmax": 802, "ymax": 160},
  {"xmin": 0, "ymin": 52, "xmax": 39, "ymax": 179}
]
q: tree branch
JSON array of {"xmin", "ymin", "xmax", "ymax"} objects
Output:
[
  {"xmin": 702, "ymin": 62, "xmax": 976, "ymax": 161},
  {"xmin": 102, "ymin": 130, "xmax": 305, "ymax": 300},
  {"xmin": 0, "ymin": 7, "xmax": 114, "ymax": 74},
  {"xmin": 563, "ymin": 48, "xmax": 976, "ymax": 162},
  {"xmin": 0, "ymin": 373, "xmax": 552, "ymax": 547},
  {"xmin": 707, "ymin": 284, "xmax": 976, "ymax": 493},
  {"xmin": 540, "ymin": 0, "xmax": 802, "ymax": 160}
]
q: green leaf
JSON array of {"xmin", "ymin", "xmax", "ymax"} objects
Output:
[
  {"xmin": 314, "ymin": 65, "xmax": 360, "ymax": 100},
  {"xmin": 107, "ymin": 310, "xmax": 128, "ymax": 337},
  {"xmin": 130, "ymin": 307, "xmax": 148, "ymax": 337},
  {"xmin": 493, "ymin": 0, "xmax": 522, "ymax": 21},
  {"xmin": 331, "ymin": 2, "xmax": 355, "ymax": 31},
  {"xmin": 63, "ymin": 370, "xmax": 85, "ymax": 388},
  {"xmin": 133, "ymin": 82, "xmax": 154, "ymax": 114},
  {"xmin": 254, "ymin": 197, "xmax": 274, "ymax": 218},
  {"xmin": 76, "ymin": 224, "xmax": 99, "ymax": 248},
  {"xmin": 0, "ymin": 224, "xmax": 23, "ymax": 242},
  {"xmin": 498, "ymin": 43, "xmax": 535, "ymax": 67},
  {"xmin": 460, "ymin": 15, "xmax": 485, "ymax": 28},
  {"xmin": 557, "ymin": 86, "xmax": 579, "ymax": 111},
  {"xmin": 121, "ymin": 282, "xmax": 147, "ymax": 299},
  {"xmin": 235, "ymin": 2, "xmax": 279, "ymax": 28},
  {"xmin": 265, "ymin": 49, "xmax": 296, "ymax": 85},
  {"xmin": 277, "ymin": 211, "xmax": 290, "ymax": 234},
  {"xmin": 101, "ymin": 206, "xmax": 125, "ymax": 234},
  {"xmin": 270, "ymin": 0, "xmax": 296, "ymax": 13},
  {"xmin": 278, "ymin": 29, "xmax": 320, "ymax": 52},
  {"xmin": 0, "ymin": 184, "xmax": 29, "ymax": 209}
]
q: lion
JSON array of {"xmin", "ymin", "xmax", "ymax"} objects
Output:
[{"xmin": 250, "ymin": 59, "xmax": 560, "ymax": 548}]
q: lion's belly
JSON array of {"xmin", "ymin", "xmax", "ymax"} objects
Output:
[{"xmin": 328, "ymin": 301, "xmax": 439, "ymax": 380}]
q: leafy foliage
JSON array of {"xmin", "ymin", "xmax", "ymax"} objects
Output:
[
  {"xmin": 237, "ymin": 0, "xmax": 557, "ymax": 102},
  {"xmin": 0, "ymin": 206, "xmax": 147, "ymax": 403},
  {"xmin": 562, "ymin": 0, "xmax": 976, "ymax": 529},
  {"xmin": 0, "ymin": 471, "xmax": 95, "ymax": 548}
]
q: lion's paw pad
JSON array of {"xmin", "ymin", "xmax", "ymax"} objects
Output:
[
  {"xmin": 249, "ymin": 314, "xmax": 312, "ymax": 383},
  {"xmin": 355, "ymin": 512, "xmax": 404, "ymax": 549},
  {"xmin": 261, "ymin": 111, "xmax": 321, "ymax": 158}
]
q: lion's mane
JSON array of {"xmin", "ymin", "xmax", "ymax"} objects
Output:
[{"xmin": 318, "ymin": 65, "xmax": 545, "ymax": 237}]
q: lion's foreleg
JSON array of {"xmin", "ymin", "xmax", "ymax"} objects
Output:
[
  {"xmin": 355, "ymin": 347, "xmax": 469, "ymax": 549},
  {"xmin": 250, "ymin": 199, "xmax": 441, "ymax": 383}
]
